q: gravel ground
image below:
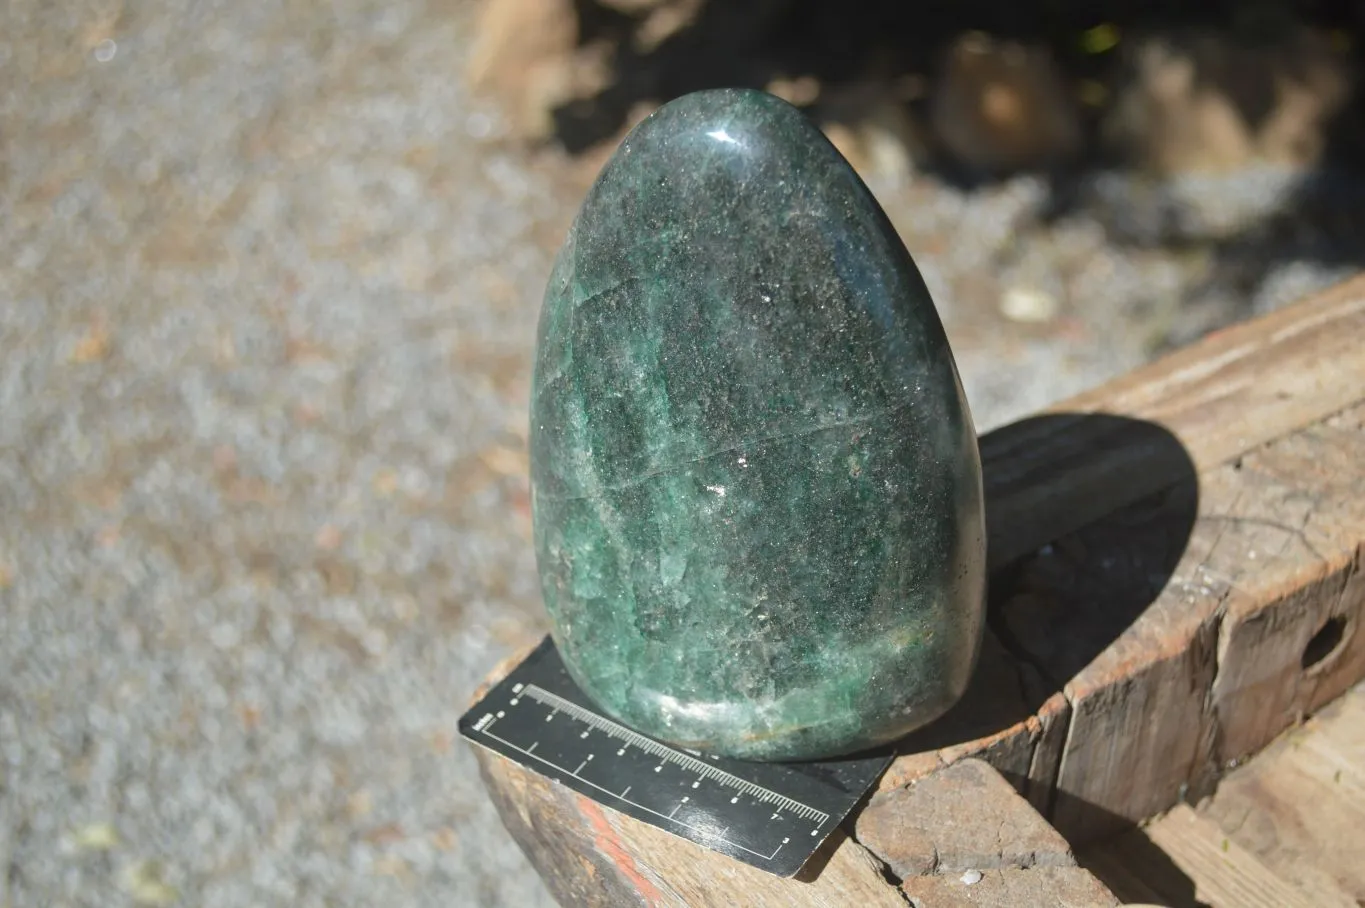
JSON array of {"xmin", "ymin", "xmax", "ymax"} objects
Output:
[{"xmin": 0, "ymin": 2, "xmax": 1359, "ymax": 907}]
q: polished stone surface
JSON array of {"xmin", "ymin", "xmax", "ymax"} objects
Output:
[{"xmin": 530, "ymin": 88, "xmax": 986, "ymax": 760}]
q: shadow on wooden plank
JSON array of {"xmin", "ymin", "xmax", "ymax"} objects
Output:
[
  {"xmin": 1068, "ymin": 812, "xmax": 1210, "ymax": 908},
  {"xmin": 883, "ymin": 411, "xmax": 1199, "ymax": 776},
  {"xmin": 972, "ymin": 767, "xmax": 1206, "ymax": 908}
]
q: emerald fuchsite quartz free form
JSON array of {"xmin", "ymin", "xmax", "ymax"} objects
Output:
[{"xmin": 529, "ymin": 88, "xmax": 986, "ymax": 761}]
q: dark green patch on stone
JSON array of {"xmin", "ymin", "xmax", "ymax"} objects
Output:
[{"xmin": 529, "ymin": 88, "xmax": 986, "ymax": 760}]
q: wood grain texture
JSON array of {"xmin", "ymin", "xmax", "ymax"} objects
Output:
[
  {"xmin": 1146, "ymin": 805, "xmax": 1335, "ymax": 908},
  {"xmin": 1210, "ymin": 408, "xmax": 1365, "ymax": 766},
  {"xmin": 1000, "ymin": 400, "xmax": 1365, "ymax": 842},
  {"xmin": 1201, "ymin": 684, "xmax": 1365, "ymax": 904},
  {"xmin": 882, "ymin": 276, "xmax": 1365, "ymax": 831},
  {"xmin": 1025, "ymin": 692, "xmax": 1071, "ymax": 816},
  {"xmin": 856, "ymin": 758, "xmax": 1077, "ymax": 880},
  {"xmin": 900, "ymin": 867, "xmax": 1118, "ymax": 907},
  {"xmin": 1086, "ymin": 804, "xmax": 1345, "ymax": 908},
  {"xmin": 999, "ymin": 478, "xmax": 1215, "ymax": 841},
  {"xmin": 984, "ymin": 273, "xmax": 1365, "ymax": 570}
]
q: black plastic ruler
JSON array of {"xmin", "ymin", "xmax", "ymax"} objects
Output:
[{"xmin": 459, "ymin": 637, "xmax": 892, "ymax": 878}]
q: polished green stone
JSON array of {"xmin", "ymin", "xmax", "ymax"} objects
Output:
[{"xmin": 529, "ymin": 88, "xmax": 985, "ymax": 761}]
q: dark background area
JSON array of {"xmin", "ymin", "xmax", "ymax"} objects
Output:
[
  {"xmin": 556, "ymin": 0, "xmax": 1365, "ymax": 169},
  {"xmin": 470, "ymin": 0, "xmax": 1365, "ymax": 352}
]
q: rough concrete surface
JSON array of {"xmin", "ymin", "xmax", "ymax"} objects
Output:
[
  {"xmin": 1, "ymin": 1, "xmax": 558, "ymax": 904},
  {"xmin": 0, "ymin": 1, "xmax": 1360, "ymax": 906}
]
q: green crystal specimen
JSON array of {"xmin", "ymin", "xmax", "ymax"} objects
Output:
[{"xmin": 529, "ymin": 88, "xmax": 985, "ymax": 761}]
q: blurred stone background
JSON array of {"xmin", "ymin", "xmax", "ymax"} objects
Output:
[{"xmin": 1, "ymin": 0, "xmax": 1363, "ymax": 905}]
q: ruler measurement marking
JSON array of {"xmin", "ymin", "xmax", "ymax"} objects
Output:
[
  {"xmin": 460, "ymin": 642, "xmax": 895, "ymax": 877},
  {"xmin": 518, "ymin": 684, "xmax": 829, "ymax": 827},
  {"xmin": 479, "ymin": 726, "xmax": 790, "ymax": 862}
]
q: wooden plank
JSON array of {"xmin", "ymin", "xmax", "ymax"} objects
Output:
[
  {"xmin": 900, "ymin": 867, "xmax": 1118, "ymax": 907},
  {"xmin": 852, "ymin": 758, "xmax": 1120, "ymax": 907},
  {"xmin": 880, "ymin": 277, "xmax": 1365, "ymax": 819},
  {"xmin": 1201, "ymin": 684, "xmax": 1365, "ymax": 904},
  {"xmin": 1083, "ymin": 804, "xmax": 1343, "ymax": 908},
  {"xmin": 1145, "ymin": 805, "xmax": 1336, "ymax": 908},
  {"xmin": 1210, "ymin": 409, "xmax": 1365, "ymax": 765},
  {"xmin": 1000, "ymin": 399, "xmax": 1365, "ymax": 842},
  {"xmin": 855, "ymin": 758, "xmax": 1079, "ymax": 880},
  {"xmin": 469, "ymin": 283, "xmax": 1365, "ymax": 900},
  {"xmin": 983, "ymin": 273, "xmax": 1365, "ymax": 570},
  {"xmin": 1057, "ymin": 275, "xmax": 1365, "ymax": 449},
  {"xmin": 1025, "ymin": 691, "xmax": 1071, "ymax": 816},
  {"xmin": 997, "ymin": 476, "xmax": 1218, "ymax": 840}
]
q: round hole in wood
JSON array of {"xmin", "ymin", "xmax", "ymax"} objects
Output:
[{"xmin": 1301, "ymin": 616, "xmax": 1346, "ymax": 671}]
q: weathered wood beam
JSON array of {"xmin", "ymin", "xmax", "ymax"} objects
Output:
[{"xmin": 468, "ymin": 275, "xmax": 1365, "ymax": 901}]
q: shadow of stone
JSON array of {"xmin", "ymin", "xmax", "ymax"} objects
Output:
[
  {"xmin": 992, "ymin": 768, "xmax": 1213, "ymax": 908},
  {"xmin": 881, "ymin": 412, "xmax": 1199, "ymax": 826}
]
